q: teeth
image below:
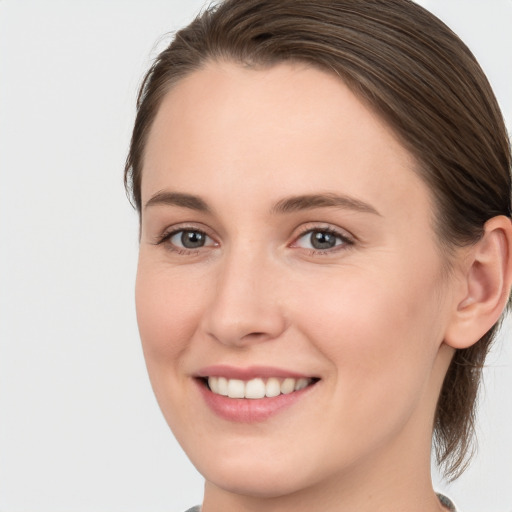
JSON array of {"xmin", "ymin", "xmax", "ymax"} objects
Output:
[
  {"xmin": 227, "ymin": 379, "xmax": 245, "ymax": 398},
  {"xmin": 245, "ymin": 378, "xmax": 266, "ymax": 399},
  {"xmin": 281, "ymin": 378, "xmax": 295, "ymax": 394},
  {"xmin": 265, "ymin": 377, "xmax": 281, "ymax": 397},
  {"xmin": 295, "ymin": 377, "xmax": 309, "ymax": 391},
  {"xmin": 208, "ymin": 376, "xmax": 219, "ymax": 394},
  {"xmin": 217, "ymin": 377, "xmax": 228, "ymax": 396},
  {"xmin": 207, "ymin": 376, "xmax": 314, "ymax": 399}
]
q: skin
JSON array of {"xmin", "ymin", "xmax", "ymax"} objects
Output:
[{"xmin": 136, "ymin": 61, "xmax": 475, "ymax": 512}]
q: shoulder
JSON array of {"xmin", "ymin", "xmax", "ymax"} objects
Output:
[{"xmin": 183, "ymin": 507, "xmax": 201, "ymax": 512}]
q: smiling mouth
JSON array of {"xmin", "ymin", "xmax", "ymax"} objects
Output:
[{"xmin": 204, "ymin": 376, "xmax": 318, "ymax": 399}]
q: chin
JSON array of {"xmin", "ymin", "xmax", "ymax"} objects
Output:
[{"xmin": 201, "ymin": 460, "xmax": 314, "ymax": 499}]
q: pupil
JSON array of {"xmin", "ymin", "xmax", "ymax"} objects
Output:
[
  {"xmin": 311, "ymin": 231, "xmax": 336, "ymax": 249},
  {"xmin": 181, "ymin": 231, "xmax": 205, "ymax": 249}
]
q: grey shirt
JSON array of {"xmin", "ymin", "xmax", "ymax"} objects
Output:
[{"xmin": 184, "ymin": 494, "xmax": 457, "ymax": 511}]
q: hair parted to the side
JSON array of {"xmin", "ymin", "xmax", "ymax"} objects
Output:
[{"xmin": 125, "ymin": 0, "xmax": 512, "ymax": 479}]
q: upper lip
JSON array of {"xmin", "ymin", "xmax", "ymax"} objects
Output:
[{"xmin": 196, "ymin": 365, "xmax": 317, "ymax": 380}]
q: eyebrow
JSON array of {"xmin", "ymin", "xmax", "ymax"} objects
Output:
[
  {"xmin": 270, "ymin": 193, "xmax": 381, "ymax": 216},
  {"xmin": 144, "ymin": 190, "xmax": 380, "ymax": 216},
  {"xmin": 144, "ymin": 191, "xmax": 210, "ymax": 212}
]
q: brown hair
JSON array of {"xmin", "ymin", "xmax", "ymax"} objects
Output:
[{"xmin": 125, "ymin": 0, "xmax": 511, "ymax": 479}]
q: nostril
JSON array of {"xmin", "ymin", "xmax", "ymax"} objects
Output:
[{"xmin": 244, "ymin": 332, "xmax": 267, "ymax": 339}]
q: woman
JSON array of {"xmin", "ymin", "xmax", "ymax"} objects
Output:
[{"xmin": 125, "ymin": 1, "xmax": 512, "ymax": 510}]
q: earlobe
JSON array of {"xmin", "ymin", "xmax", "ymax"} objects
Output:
[{"xmin": 444, "ymin": 215, "xmax": 512, "ymax": 349}]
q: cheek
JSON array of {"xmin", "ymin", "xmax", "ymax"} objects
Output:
[
  {"xmin": 294, "ymin": 263, "xmax": 446, "ymax": 410},
  {"xmin": 299, "ymin": 262, "xmax": 443, "ymax": 343},
  {"xmin": 135, "ymin": 258, "xmax": 205, "ymax": 369}
]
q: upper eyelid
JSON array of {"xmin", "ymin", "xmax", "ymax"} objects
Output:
[
  {"xmin": 295, "ymin": 232, "xmax": 351, "ymax": 247},
  {"xmin": 153, "ymin": 223, "xmax": 217, "ymax": 246},
  {"xmin": 288, "ymin": 225, "xmax": 357, "ymax": 256},
  {"xmin": 292, "ymin": 223, "xmax": 356, "ymax": 242},
  {"xmin": 161, "ymin": 222, "xmax": 214, "ymax": 236},
  {"xmin": 152, "ymin": 221, "xmax": 356, "ymax": 247}
]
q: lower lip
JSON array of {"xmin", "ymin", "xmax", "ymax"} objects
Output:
[{"xmin": 196, "ymin": 379, "xmax": 317, "ymax": 423}]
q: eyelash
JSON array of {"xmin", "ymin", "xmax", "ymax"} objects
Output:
[
  {"xmin": 154, "ymin": 226, "xmax": 216, "ymax": 255},
  {"xmin": 292, "ymin": 226, "xmax": 354, "ymax": 255},
  {"xmin": 154, "ymin": 224, "xmax": 354, "ymax": 256}
]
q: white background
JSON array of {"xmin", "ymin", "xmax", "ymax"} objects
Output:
[{"xmin": 0, "ymin": 1, "xmax": 511, "ymax": 511}]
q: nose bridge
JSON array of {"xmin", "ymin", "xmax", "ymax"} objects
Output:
[{"xmin": 203, "ymin": 242, "xmax": 286, "ymax": 346}]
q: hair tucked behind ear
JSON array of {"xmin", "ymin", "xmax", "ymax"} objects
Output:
[{"xmin": 125, "ymin": 0, "xmax": 512, "ymax": 479}]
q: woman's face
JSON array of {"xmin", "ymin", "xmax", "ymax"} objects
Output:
[{"xmin": 136, "ymin": 62, "xmax": 457, "ymax": 499}]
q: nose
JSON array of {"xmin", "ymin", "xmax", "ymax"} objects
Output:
[{"xmin": 201, "ymin": 246, "xmax": 287, "ymax": 347}]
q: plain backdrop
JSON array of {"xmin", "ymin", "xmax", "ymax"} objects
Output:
[{"xmin": 0, "ymin": 1, "xmax": 511, "ymax": 511}]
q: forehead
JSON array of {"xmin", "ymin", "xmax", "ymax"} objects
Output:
[{"xmin": 142, "ymin": 61, "xmax": 430, "ymax": 223}]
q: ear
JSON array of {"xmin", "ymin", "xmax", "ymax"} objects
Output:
[{"xmin": 444, "ymin": 215, "xmax": 512, "ymax": 349}]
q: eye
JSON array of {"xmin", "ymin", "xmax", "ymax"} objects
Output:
[
  {"xmin": 293, "ymin": 228, "xmax": 353, "ymax": 252},
  {"xmin": 157, "ymin": 228, "xmax": 217, "ymax": 253},
  {"xmin": 170, "ymin": 230, "xmax": 210, "ymax": 249}
]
